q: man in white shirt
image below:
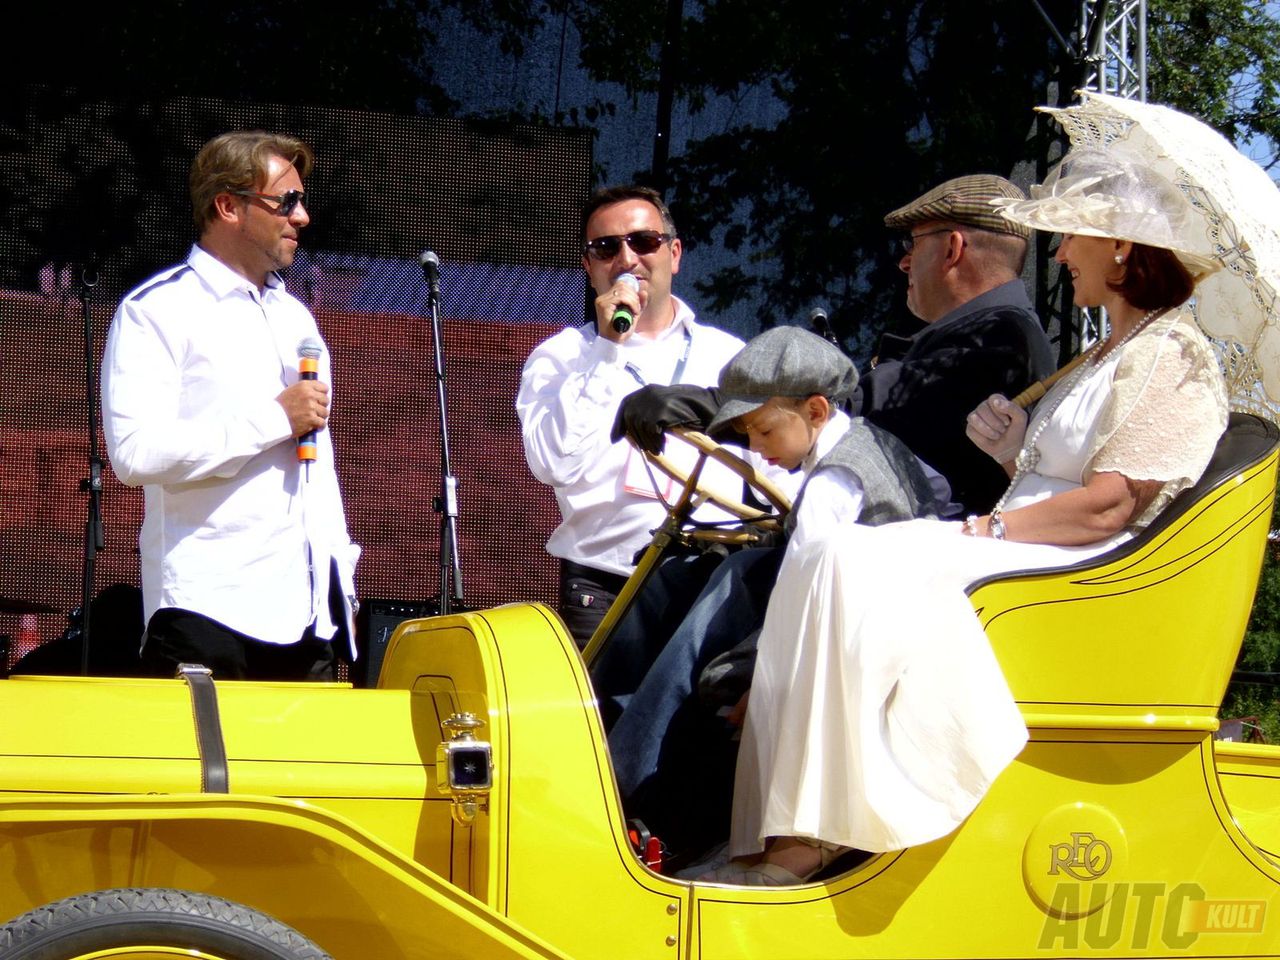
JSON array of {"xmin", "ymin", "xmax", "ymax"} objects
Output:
[
  {"xmin": 101, "ymin": 131, "xmax": 359, "ymax": 680},
  {"xmin": 516, "ymin": 186, "xmax": 746, "ymax": 645}
]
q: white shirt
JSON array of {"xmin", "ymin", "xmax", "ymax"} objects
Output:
[
  {"xmin": 788, "ymin": 409, "xmax": 867, "ymax": 552},
  {"xmin": 517, "ymin": 298, "xmax": 749, "ymax": 575},
  {"xmin": 101, "ymin": 245, "xmax": 359, "ymax": 650},
  {"xmin": 787, "ymin": 411, "xmax": 953, "ymax": 550}
]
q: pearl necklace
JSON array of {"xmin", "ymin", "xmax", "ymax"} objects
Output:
[{"xmin": 991, "ymin": 308, "xmax": 1162, "ymax": 515}]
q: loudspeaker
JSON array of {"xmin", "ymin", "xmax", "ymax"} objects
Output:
[{"xmin": 354, "ymin": 598, "xmax": 435, "ymax": 687}]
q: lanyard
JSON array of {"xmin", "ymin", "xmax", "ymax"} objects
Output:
[{"xmin": 624, "ymin": 326, "xmax": 694, "ymax": 387}]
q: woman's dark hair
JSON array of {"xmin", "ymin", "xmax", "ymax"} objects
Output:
[{"xmin": 1109, "ymin": 243, "xmax": 1195, "ymax": 311}]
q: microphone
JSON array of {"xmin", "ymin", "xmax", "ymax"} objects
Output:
[
  {"xmin": 297, "ymin": 337, "xmax": 323, "ymax": 481},
  {"xmin": 612, "ymin": 273, "xmax": 640, "ymax": 334},
  {"xmin": 809, "ymin": 306, "xmax": 840, "ymax": 348},
  {"xmin": 420, "ymin": 250, "xmax": 441, "ymax": 304}
]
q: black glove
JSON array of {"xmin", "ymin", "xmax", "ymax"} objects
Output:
[{"xmin": 611, "ymin": 384, "xmax": 722, "ymax": 454}]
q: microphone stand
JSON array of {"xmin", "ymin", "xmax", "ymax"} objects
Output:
[
  {"xmin": 426, "ymin": 265, "xmax": 464, "ymax": 615},
  {"xmin": 76, "ymin": 264, "xmax": 105, "ymax": 674}
]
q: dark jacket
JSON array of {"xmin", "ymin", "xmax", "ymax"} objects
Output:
[{"xmin": 853, "ymin": 280, "xmax": 1053, "ymax": 514}]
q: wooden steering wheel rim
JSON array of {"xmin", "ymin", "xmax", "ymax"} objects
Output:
[{"xmin": 642, "ymin": 427, "xmax": 792, "ymax": 519}]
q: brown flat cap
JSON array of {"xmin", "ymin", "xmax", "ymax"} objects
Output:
[{"xmin": 883, "ymin": 174, "xmax": 1031, "ymax": 239}]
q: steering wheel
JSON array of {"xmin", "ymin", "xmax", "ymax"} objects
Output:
[
  {"xmin": 642, "ymin": 427, "xmax": 791, "ymax": 538},
  {"xmin": 582, "ymin": 428, "xmax": 792, "ymax": 664}
]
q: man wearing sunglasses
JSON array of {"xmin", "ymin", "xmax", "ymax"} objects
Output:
[
  {"xmin": 517, "ymin": 185, "xmax": 754, "ymax": 646},
  {"xmin": 101, "ymin": 131, "xmax": 359, "ymax": 681}
]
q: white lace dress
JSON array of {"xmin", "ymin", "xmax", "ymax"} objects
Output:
[{"xmin": 729, "ymin": 308, "xmax": 1228, "ymax": 855}]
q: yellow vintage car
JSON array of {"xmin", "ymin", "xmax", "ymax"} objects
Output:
[{"xmin": 0, "ymin": 412, "xmax": 1277, "ymax": 960}]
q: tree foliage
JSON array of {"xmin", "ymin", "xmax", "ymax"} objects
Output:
[
  {"xmin": 556, "ymin": 0, "xmax": 1074, "ymax": 341},
  {"xmin": 1149, "ymin": 0, "xmax": 1280, "ymax": 168},
  {"xmin": 553, "ymin": 0, "xmax": 1280, "ymax": 341}
]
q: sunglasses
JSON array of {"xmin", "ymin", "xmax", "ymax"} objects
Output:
[
  {"xmin": 583, "ymin": 230, "xmax": 675, "ymax": 261},
  {"xmin": 232, "ymin": 189, "xmax": 307, "ymax": 216},
  {"xmin": 900, "ymin": 227, "xmax": 954, "ymax": 253}
]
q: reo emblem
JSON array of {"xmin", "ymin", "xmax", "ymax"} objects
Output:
[
  {"xmin": 1024, "ymin": 804, "xmax": 1129, "ymax": 918},
  {"xmin": 1049, "ymin": 831, "xmax": 1113, "ymax": 880}
]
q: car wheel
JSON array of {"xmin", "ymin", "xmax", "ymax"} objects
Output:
[{"xmin": 0, "ymin": 887, "xmax": 332, "ymax": 960}]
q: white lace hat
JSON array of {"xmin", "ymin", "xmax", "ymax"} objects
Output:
[
  {"xmin": 993, "ymin": 91, "xmax": 1280, "ymax": 408},
  {"xmin": 992, "ymin": 147, "xmax": 1221, "ymax": 278}
]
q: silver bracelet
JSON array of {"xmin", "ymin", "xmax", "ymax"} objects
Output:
[
  {"xmin": 962, "ymin": 515, "xmax": 979, "ymax": 537},
  {"xmin": 989, "ymin": 508, "xmax": 1007, "ymax": 541}
]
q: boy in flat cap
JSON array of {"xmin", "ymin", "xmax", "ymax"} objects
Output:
[
  {"xmin": 615, "ymin": 173, "xmax": 1053, "ymax": 517},
  {"xmin": 597, "ymin": 326, "xmax": 939, "ymax": 862},
  {"xmin": 706, "ymin": 326, "xmax": 936, "ymax": 543}
]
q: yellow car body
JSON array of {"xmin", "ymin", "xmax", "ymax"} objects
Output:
[{"xmin": 0, "ymin": 413, "xmax": 1277, "ymax": 958}]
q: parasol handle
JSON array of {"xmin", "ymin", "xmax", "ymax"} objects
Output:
[{"xmin": 1010, "ymin": 350, "xmax": 1092, "ymax": 410}]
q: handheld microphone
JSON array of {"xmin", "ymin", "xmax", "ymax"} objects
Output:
[
  {"xmin": 809, "ymin": 306, "xmax": 840, "ymax": 348},
  {"xmin": 420, "ymin": 250, "xmax": 441, "ymax": 304},
  {"xmin": 297, "ymin": 337, "xmax": 323, "ymax": 481},
  {"xmin": 612, "ymin": 273, "xmax": 640, "ymax": 334}
]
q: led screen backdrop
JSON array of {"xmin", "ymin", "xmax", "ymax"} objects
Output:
[{"xmin": 0, "ymin": 88, "xmax": 592, "ymax": 668}]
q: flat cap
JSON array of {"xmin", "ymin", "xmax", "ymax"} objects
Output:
[
  {"xmin": 883, "ymin": 174, "xmax": 1031, "ymax": 239},
  {"xmin": 707, "ymin": 327, "xmax": 857, "ymax": 435}
]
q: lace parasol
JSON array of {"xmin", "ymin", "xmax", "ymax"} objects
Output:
[{"xmin": 1036, "ymin": 91, "xmax": 1280, "ymax": 418}]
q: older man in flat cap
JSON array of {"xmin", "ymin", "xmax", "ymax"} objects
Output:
[
  {"xmin": 617, "ymin": 173, "xmax": 1054, "ymax": 515},
  {"xmin": 866, "ymin": 172, "xmax": 1054, "ymax": 512}
]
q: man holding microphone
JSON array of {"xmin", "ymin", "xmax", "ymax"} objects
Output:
[
  {"xmin": 102, "ymin": 130, "xmax": 359, "ymax": 680},
  {"xmin": 517, "ymin": 185, "xmax": 748, "ymax": 645}
]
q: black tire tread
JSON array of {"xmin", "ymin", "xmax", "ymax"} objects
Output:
[{"xmin": 0, "ymin": 887, "xmax": 332, "ymax": 959}]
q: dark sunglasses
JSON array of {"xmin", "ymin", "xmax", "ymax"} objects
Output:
[
  {"xmin": 899, "ymin": 227, "xmax": 954, "ymax": 254},
  {"xmin": 232, "ymin": 189, "xmax": 307, "ymax": 216},
  {"xmin": 583, "ymin": 230, "xmax": 675, "ymax": 261}
]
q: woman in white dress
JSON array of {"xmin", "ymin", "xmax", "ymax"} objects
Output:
[{"xmin": 712, "ymin": 149, "xmax": 1229, "ymax": 885}]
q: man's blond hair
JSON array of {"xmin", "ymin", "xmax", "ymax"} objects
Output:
[{"xmin": 189, "ymin": 131, "xmax": 313, "ymax": 232}]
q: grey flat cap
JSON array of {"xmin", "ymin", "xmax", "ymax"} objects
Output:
[
  {"xmin": 707, "ymin": 326, "xmax": 857, "ymax": 435},
  {"xmin": 883, "ymin": 174, "xmax": 1031, "ymax": 240}
]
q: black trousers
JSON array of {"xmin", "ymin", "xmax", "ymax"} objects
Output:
[
  {"xmin": 143, "ymin": 608, "xmax": 336, "ymax": 681},
  {"xmin": 558, "ymin": 559, "xmax": 630, "ymax": 648}
]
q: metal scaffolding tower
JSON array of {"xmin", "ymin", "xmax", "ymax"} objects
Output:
[
  {"xmin": 1078, "ymin": 0, "xmax": 1147, "ymax": 100},
  {"xmin": 1028, "ymin": 0, "xmax": 1148, "ymax": 356}
]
